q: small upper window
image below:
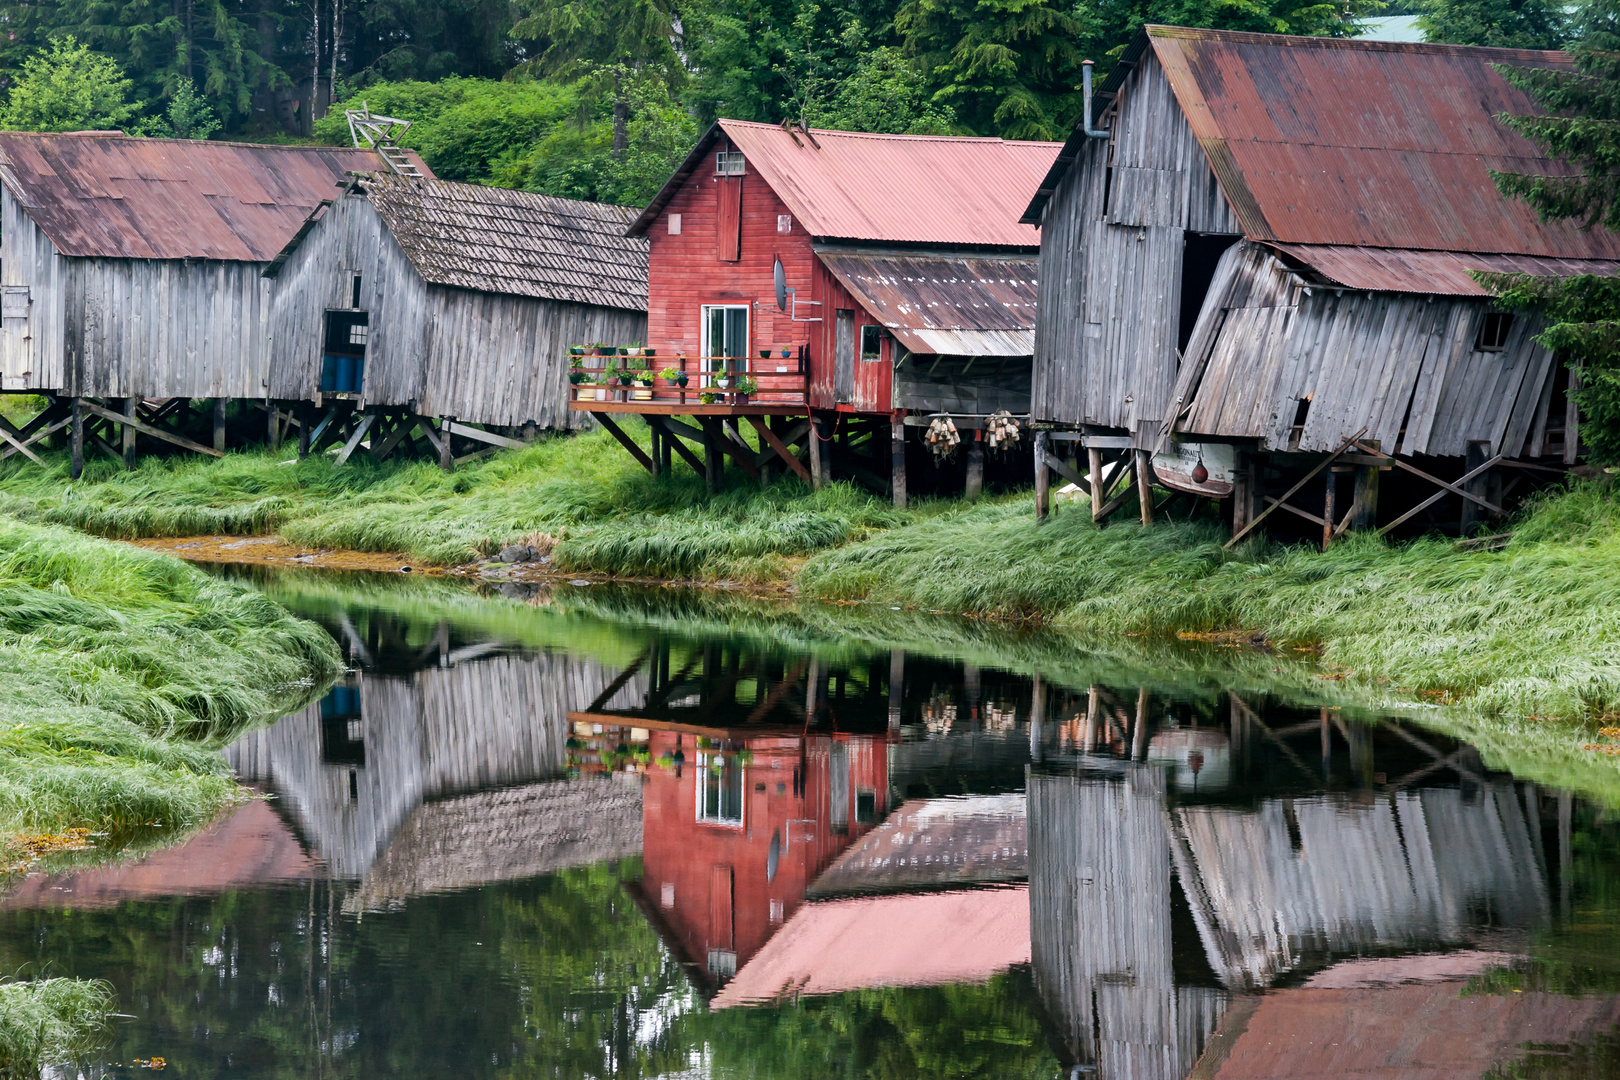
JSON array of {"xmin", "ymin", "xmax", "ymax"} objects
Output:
[
  {"xmin": 349, "ymin": 323, "xmax": 369, "ymax": 346},
  {"xmin": 668, "ymin": 213, "xmax": 682, "ymax": 235},
  {"xmin": 1476, "ymin": 311, "xmax": 1514, "ymax": 352},
  {"xmin": 716, "ymin": 151, "xmax": 746, "ymax": 176},
  {"xmin": 860, "ymin": 324, "xmax": 884, "ymax": 362}
]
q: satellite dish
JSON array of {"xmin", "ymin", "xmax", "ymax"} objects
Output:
[{"xmin": 774, "ymin": 257, "xmax": 787, "ymax": 312}]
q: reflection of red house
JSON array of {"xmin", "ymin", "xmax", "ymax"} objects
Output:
[{"xmin": 633, "ymin": 731, "xmax": 891, "ymax": 991}]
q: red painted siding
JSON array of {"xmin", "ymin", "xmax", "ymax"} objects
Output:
[
  {"xmin": 644, "ymin": 136, "xmax": 894, "ymax": 414},
  {"xmin": 638, "ymin": 731, "xmax": 891, "ymax": 983}
]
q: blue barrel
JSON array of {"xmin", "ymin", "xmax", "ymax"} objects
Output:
[
  {"xmin": 320, "ymin": 354, "xmax": 339, "ymax": 392},
  {"xmin": 352, "ymin": 357, "xmax": 366, "ymax": 393},
  {"xmin": 336, "ymin": 355, "xmax": 357, "ymax": 393}
]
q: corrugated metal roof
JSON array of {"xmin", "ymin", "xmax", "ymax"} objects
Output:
[
  {"xmin": 1270, "ymin": 243, "xmax": 1620, "ymax": 294},
  {"xmin": 816, "ymin": 247, "xmax": 1038, "ymax": 355},
  {"xmin": 0, "ymin": 132, "xmax": 429, "ymax": 261},
  {"xmin": 1024, "ymin": 27, "xmax": 1620, "ymax": 263},
  {"xmin": 365, "ymin": 176, "xmax": 647, "ymax": 312},
  {"xmin": 632, "ymin": 120, "xmax": 1059, "ymax": 247}
]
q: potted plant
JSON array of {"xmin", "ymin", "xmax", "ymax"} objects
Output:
[
  {"xmin": 643, "ymin": 348, "xmax": 657, "ymax": 359},
  {"xmin": 632, "ymin": 365, "xmax": 654, "ymax": 400},
  {"xmin": 714, "ymin": 370, "xmax": 733, "ymax": 390},
  {"xmin": 593, "ymin": 343, "xmax": 613, "ymax": 357},
  {"xmin": 625, "ymin": 340, "xmax": 643, "ymax": 357},
  {"xmin": 759, "ymin": 348, "xmax": 771, "ymax": 359},
  {"xmin": 660, "ymin": 366, "xmax": 686, "ymax": 387},
  {"xmin": 569, "ymin": 345, "xmax": 585, "ymax": 356},
  {"xmin": 781, "ymin": 347, "xmax": 792, "ymax": 358},
  {"xmin": 735, "ymin": 375, "xmax": 758, "ymax": 402},
  {"xmin": 568, "ymin": 355, "xmax": 588, "ymax": 385},
  {"xmin": 699, "ymin": 392, "xmax": 719, "ymax": 404},
  {"xmin": 615, "ymin": 367, "xmax": 634, "ymax": 387}
]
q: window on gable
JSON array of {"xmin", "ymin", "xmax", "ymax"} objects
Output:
[
  {"xmin": 1476, "ymin": 311, "xmax": 1514, "ymax": 352},
  {"xmin": 715, "ymin": 151, "xmax": 746, "ymax": 175},
  {"xmin": 860, "ymin": 324, "xmax": 884, "ymax": 362}
]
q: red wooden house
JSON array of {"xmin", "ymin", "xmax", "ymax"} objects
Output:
[{"xmin": 572, "ymin": 120, "xmax": 1060, "ymax": 501}]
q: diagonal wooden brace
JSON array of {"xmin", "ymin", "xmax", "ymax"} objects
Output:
[
  {"xmin": 745, "ymin": 415, "xmax": 810, "ymax": 482},
  {"xmin": 1226, "ymin": 427, "xmax": 1367, "ymax": 549}
]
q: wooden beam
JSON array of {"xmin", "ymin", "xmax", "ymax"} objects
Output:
[
  {"xmin": 1136, "ymin": 448, "xmax": 1155, "ymax": 526},
  {"xmin": 371, "ymin": 413, "xmax": 419, "ymax": 461},
  {"xmin": 1375, "ymin": 451, "xmax": 1504, "ymax": 535},
  {"xmin": 746, "ymin": 414, "xmax": 811, "ymax": 483},
  {"xmin": 1226, "ymin": 427, "xmax": 1367, "ymax": 549},
  {"xmin": 1362, "ymin": 442, "xmax": 1505, "ymax": 517},
  {"xmin": 648, "ymin": 416, "xmax": 706, "ymax": 476},
  {"xmin": 1262, "ymin": 495, "xmax": 1327, "ymax": 528},
  {"xmin": 0, "ymin": 420, "xmax": 43, "ymax": 464},
  {"xmin": 1034, "ymin": 430, "xmax": 1050, "ymax": 520},
  {"xmin": 658, "ymin": 416, "xmax": 707, "ymax": 442},
  {"xmin": 443, "ymin": 420, "xmax": 526, "ymax": 451},
  {"xmin": 718, "ymin": 420, "xmax": 760, "ymax": 481},
  {"xmin": 1045, "ymin": 452, "xmax": 1087, "ymax": 492},
  {"xmin": 121, "ymin": 396, "xmax": 137, "ymax": 469},
  {"xmin": 0, "ymin": 416, "xmax": 69, "ymax": 462},
  {"xmin": 333, "ymin": 412, "xmax": 376, "ymax": 467},
  {"xmin": 592, "ymin": 412, "xmax": 655, "ymax": 473},
  {"xmin": 70, "ymin": 399, "xmax": 84, "ymax": 479},
  {"xmin": 415, "ymin": 415, "xmax": 446, "ymax": 459},
  {"xmin": 212, "ymin": 398, "xmax": 227, "ymax": 454},
  {"xmin": 1093, "ymin": 474, "xmax": 1138, "ymax": 522},
  {"xmin": 79, "ymin": 400, "xmax": 225, "ymax": 458},
  {"xmin": 890, "ymin": 416, "xmax": 907, "ymax": 509}
]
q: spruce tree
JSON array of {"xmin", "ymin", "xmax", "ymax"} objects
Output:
[{"xmin": 1482, "ymin": 0, "xmax": 1620, "ymax": 461}]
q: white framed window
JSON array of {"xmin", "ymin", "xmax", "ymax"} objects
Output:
[
  {"xmin": 777, "ymin": 214, "xmax": 792, "ymax": 234},
  {"xmin": 697, "ymin": 752, "xmax": 744, "ymax": 825},
  {"xmin": 716, "ymin": 151, "xmax": 746, "ymax": 175},
  {"xmin": 668, "ymin": 213, "xmax": 682, "ymax": 235},
  {"xmin": 861, "ymin": 324, "xmax": 884, "ymax": 363},
  {"xmin": 1476, "ymin": 311, "xmax": 1514, "ymax": 352},
  {"xmin": 701, "ymin": 304, "xmax": 750, "ymax": 375}
]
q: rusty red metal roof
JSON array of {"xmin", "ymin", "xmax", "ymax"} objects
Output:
[
  {"xmin": 816, "ymin": 247, "xmax": 1038, "ymax": 355},
  {"xmin": 631, "ymin": 120, "xmax": 1059, "ymax": 248},
  {"xmin": 1270, "ymin": 243, "xmax": 1620, "ymax": 294},
  {"xmin": 1024, "ymin": 27, "xmax": 1620, "ymax": 266},
  {"xmin": 0, "ymin": 132, "xmax": 431, "ymax": 262},
  {"xmin": 1152, "ymin": 27, "xmax": 1620, "ymax": 259}
]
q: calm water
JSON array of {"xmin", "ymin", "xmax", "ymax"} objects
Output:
[{"xmin": 8, "ymin": 570, "xmax": 1620, "ymax": 1079}]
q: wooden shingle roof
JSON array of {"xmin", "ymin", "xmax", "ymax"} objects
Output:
[{"xmin": 365, "ymin": 176, "xmax": 647, "ymax": 312}]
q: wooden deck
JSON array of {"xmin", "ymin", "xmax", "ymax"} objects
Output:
[{"xmin": 566, "ymin": 355, "xmax": 809, "ymax": 416}]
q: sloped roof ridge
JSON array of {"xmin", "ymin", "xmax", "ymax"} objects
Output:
[
  {"xmin": 716, "ymin": 118, "xmax": 1054, "ymax": 146},
  {"xmin": 1144, "ymin": 23, "xmax": 1569, "ymax": 63}
]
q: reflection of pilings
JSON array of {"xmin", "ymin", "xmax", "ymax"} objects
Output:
[
  {"xmin": 1030, "ymin": 674, "xmax": 1045, "ymax": 765},
  {"xmin": 888, "ymin": 650, "xmax": 905, "ymax": 732},
  {"xmin": 1559, "ymin": 789, "xmax": 1573, "ymax": 922},
  {"xmin": 1133, "ymin": 688, "xmax": 1149, "ymax": 761},
  {"xmin": 1083, "ymin": 687, "xmax": 1100, "ymax": 753},
  {"xmin": 964, "ymin": 663, "xmax": 981, "ymax": 722}
]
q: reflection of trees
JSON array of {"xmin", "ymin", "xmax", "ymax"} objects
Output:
[
  {"xmin": 502, "ymin": 861, "xmax": 696, "ymax": 1080},
  {"xmin": 689, "ymin": 972, "xmax": 1059, "ymax": 1080}
]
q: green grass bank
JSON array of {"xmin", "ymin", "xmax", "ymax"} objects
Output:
[
  {"xmin": 0, "ymin": 516, "xmax": 342, "ymax": 842},
  {"xmin": 1, "ymin": 422, "xmax": 1618, "ymax": 773}
]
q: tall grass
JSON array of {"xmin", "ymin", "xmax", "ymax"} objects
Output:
[
  {"xmin": 0, "ymin": 977, "xmax": 113, "ymax": 1079},
  {"xmin": 0, "ymin": 516, "xmax": 342, "ymax": 836}
]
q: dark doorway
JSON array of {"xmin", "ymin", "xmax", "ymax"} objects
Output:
[
  {"xmin": 321, "ymin": 310, "xmax": 370, "ymax": 393},
  {"xmin": 834, "ymin": 309, "xmax": 855, "ymax": 404},
  {"xmin": 1179, "ymin": 233, "xmax": 1240, "ymax": 354}
]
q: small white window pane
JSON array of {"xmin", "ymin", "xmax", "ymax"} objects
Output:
[
  {"xmin": 668, "ymin": 213, "xmax": 682, "ymax": 235},
  {"xmin": 777, "ymin": 215, "xmax": 792, "ymax": 234}
]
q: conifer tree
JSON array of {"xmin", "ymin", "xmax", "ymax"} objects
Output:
[{"xmin": 1481, "ymin": 0, "xmax": 1620, "ymax": 461}]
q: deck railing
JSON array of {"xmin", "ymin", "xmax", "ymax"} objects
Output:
[{"xmin": 566, "ymin": 354, "xmax": 809, "ymax": 408}]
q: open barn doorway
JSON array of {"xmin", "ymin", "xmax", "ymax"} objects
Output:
[
  {"xmin": 1179, "ymin": 234, "xmax": 1240, "ymax": 354},
  {"xmin": 321, "ymin": 310, "xmax": 370, "ymax": 394}
]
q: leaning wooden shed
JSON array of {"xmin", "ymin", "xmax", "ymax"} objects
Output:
[
  {"xmin": 0, "ymin": 132, "xmax": 418, "ymax": 473},
  {"xmin": 265, "ymin": 174, "xmax": 647, "ymax": 466},
  {"xmin": 1021, "ymin": 28, "xmax": 1620, "ymax": 540}
]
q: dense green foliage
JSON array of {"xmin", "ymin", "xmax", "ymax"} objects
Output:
[
  {"xmin": 1481, "ymin": 4, "xmax": 1620, "ymax": 460},
  {"xmin": 0, "ymin": 514, "xmax": 341, "ymax": 835},
  {"xmin": 1417, "ymin": 0, "xmax": 1569, "ymax": 48},
  {"xmin": 0, "ymin": 36, "xmax": 141, "ymax": 132},
  {"xmin": 0, "ymin": 978, "xmax": 113, "ymax": 1079}
]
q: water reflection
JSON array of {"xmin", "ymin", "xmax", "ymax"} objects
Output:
[{"xmin": 0, "ymin": 572, "xmax": 1616, "ymax": 1079}]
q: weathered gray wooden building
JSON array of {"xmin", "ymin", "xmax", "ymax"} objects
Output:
[
  {"xmin": 1022, "ymin": 28, "xmax": 1620, "ymax": 539},
  {"xmin": 265, "ymin": 175, "xmax": 647, "ymax": 465},
  {"xmin": 0, "ymin": 132, "xmax": 410, "ymax": 473}
]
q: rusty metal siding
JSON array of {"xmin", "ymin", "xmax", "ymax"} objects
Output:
[
  {"xmin": 1171, "ymin": 241, "xmax": 1559, "ymax": 456},
  {"xmin": 1269, "ymin": 243, "xmax": 1620, "ymax": 295},
  {"xmin": 0, "ymin": 184, "xmax": 66, "ymax": 392},
  {"xmin": 0, "ymin": 133, "xmax": 420, "ymax": 262},
  {"xmin": 633, "ymin": 120, "xmax": 1060, "ymax": 248},
  {"xmin": 815, "ymin": 249, "xmax": 1038, "ymax": 356},
  {"xmin": 1147, "ymin": 27, "xmax": 1620, "ymax": 259},
  {"xmin": 64, "ymin": 257, "xmax": 272, "ymax": 398}
]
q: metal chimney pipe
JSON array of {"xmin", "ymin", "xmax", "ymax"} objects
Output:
[{"xmin": 1082, "ymin": 60, "xmax": 1109, "ymax": 139}]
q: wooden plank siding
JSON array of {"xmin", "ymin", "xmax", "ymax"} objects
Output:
[
  {"xmin": 268, "ymin": 190, "xmax": 644, "ymax": 428},
  {"xmin": 0, "ymin": 185, "xmax": 68, "ymax": 392},
  {"xmin": 1032, "ymin": 53, "xmax": 1242, "ymax": 433},
  {"xmin": 1170, "ymin": 242, "xmax": 1559, "ymax": 457}
]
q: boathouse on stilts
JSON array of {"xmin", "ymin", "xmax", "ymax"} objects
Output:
[
  {"xmin": 1023, "ymin": 28, "xmax": 1619, "ymax": 542},
  {"xmin": 596, "ymin": 121, "xmax": 1060, "ymax": 501},
  {"xmin": 263, "ymin": 173, "xmax": 648, "ymax": 468},
  {"xmin": 0, "ymin": 132, "xmax": 419, "ymax": 475}
]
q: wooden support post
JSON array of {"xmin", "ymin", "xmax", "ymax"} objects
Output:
[
  {"xmin": 965, "ymin": 430, "xmax": 984, "ymax": 500},
  {"xmin": 808, "ymin": 413, "xmax": 825, "ymax": 490},
  {"xmin": 70, "ymin": 398, "xmax": 84, "ymax": 479},
  {"xmin": 1350, "ymin": 439, "xmax": 1379, "ymax": 532},
  {"xmin": 1135, "ymin": 448, "xmax": 1154, "ymax": 526},
  {"xmin": 1461, "ymin": 439, "xmax": 1490, "ymax": 532},
  {"xmin": 438, "ymin": 417, "xmax": 454, "ymax": 471},
  {"xmin": 266, "ymin": 401, "xmax": 281, "ymax": 451},
  {"xmin": 1565, "ymin": 367, "xmax": 1582, "ymax": 465},
  {"xmin": 1088, "ymin": 446, "xmax": 1105, "ymax": 522},
  {"xmin": 121, "ymin": 396, "xmax": 137, "ymax": 469},
  {"xmin": 1231, "ymin": 450, "xmax": 1252, "ymax": 536},
  {"xmin": 212, "ymin": 398, "xmax": 228, "ymax": 454},
  {"xmin": 660, "ymin": 423, "xmax": 673, "ymax": 474},
  {"xmin": 1034, "ymin": 429, "xmax": 1050, "ymax": 520},
  {"xmin": 648, "ymin": 423, "xmax": 662, "ymax": 478},
  {"xmin": 745, "ymin": 415, "xmax": 811, "ymax": 484},
  {"xmin": 298, "ymin": 403, "xmax": 313, "ymax": 458},
  {"xmin": 1322, "ymin": 471, "xmax": 1336, "ymax": 550},
  {"xmin": 702, "ymin": 418, "xmax": 724, "ymax": 493},
  {"xmin": 891, "ymin": 417, "xmax": 907, "ymax": 510}
]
